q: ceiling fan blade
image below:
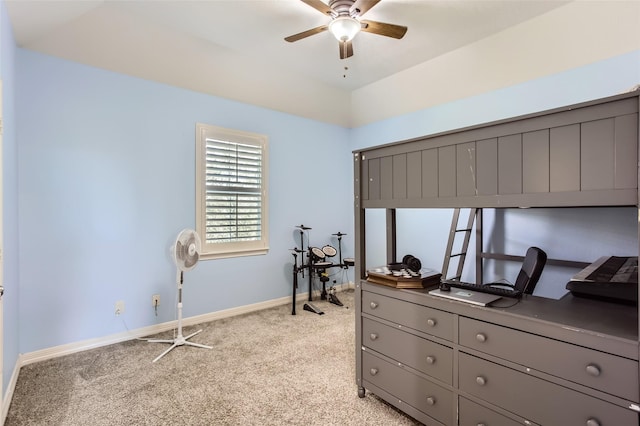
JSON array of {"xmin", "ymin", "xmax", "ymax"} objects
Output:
[
  {"xmin": 300, "ymin": 0, "xmax": 334, "ymax": 16},
  {"xmin": 360, "ymin": 20, "xmax": 407, "ymax": 39},
  {"xmin": 284, "ymin": 25, "xmax": 328, "ymax": 42},
  {"xmin": 350, "ymin": 0, "xmax": 381, "ymax": 17},
  {"xmin": 339, "ymin": 40, "xmax": 353, "ymax": 59}
]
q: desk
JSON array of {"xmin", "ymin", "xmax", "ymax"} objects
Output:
[{"xmin": 361, "ymin": 281, "xmax": 639, "ymax": 425}]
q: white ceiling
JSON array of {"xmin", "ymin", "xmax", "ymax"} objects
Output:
[{"xmin": 6, "ymin": 0, "xmax": 572, "ymax": 124}]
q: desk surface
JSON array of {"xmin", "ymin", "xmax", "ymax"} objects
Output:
[{"xmin": 363, "ymin": 281, "xmax": 639, "ymax": 360}]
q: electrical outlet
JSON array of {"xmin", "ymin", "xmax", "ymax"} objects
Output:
[
  {"xmin": 115, "ymin": 300, "xmax": 125, "ymax": 315},
  {"xmin": 152, "ymin": 294, "xmax": 160, "ymax": 307}
]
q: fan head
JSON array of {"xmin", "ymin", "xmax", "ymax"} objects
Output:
[
  {"xmin": 173, "ymin": 229, "xmax": 201, "ymax": 271},
  {"xmin": 284, "ymin": 0, "xmax": 407, "ymax": 59}
]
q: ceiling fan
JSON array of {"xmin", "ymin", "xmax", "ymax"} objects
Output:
[{"xmin": 284, "ymin": 0, "xmax": 408, "ymax": 59}]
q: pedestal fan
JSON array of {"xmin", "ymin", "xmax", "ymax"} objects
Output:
[{"xmin": 149, "ymin": 229, "xmax": 212, "ymax": 362}]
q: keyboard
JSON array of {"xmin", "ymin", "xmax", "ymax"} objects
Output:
[
  {"xmin": 567, "ymin": 256, "xmax": 638, "ymax": 304},
  {"xmin": 586, "ymin": 256, "xmax": 637, "ymax": 283},
  {"xmin": 441, "ymin": 279, "xmax": 522, "ymax": 298}
]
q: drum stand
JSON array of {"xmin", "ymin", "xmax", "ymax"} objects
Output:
[
  {"xmin": 319, "ymin": 268, "xmax": 330, "ymax": 300},
  {"xmin": 297, "ymin": 225, "xmax": 311, "ymax": 279},
  {"xmin": 290, "ymin": 246, "xmax": 325, "ymax": 315},
  {"xmin": 333, "ymin": 231, "xmax": 346, "ymax": 266},
  {"xmin": 290, "ymin": 250, "xmax": 300, "ymax": 315},
  {"xmin": 324, "ymin": 231, "xmax": 352, "ymax": 307}
]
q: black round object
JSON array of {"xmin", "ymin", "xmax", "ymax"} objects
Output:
[
  {"xmin": 402, "ymin": 254, "xmax": 422, "ymax": 272},
  {"xmin": 439, "ymin": 281, "xmax": 451, "ymax": 292}
]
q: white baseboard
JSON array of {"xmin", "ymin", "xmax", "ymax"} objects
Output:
[
  {"xmin": 17, "ymin": 283, "xmax": 356, "ymax": 366},
  {"xmin": 19, "ymin": 291, "xmax": 313, "ymax": 367},
  {"xmin": 2, "ymin": 353, "xmax": 23, "ymax": 426}
]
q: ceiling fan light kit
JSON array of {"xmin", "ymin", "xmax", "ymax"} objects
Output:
[
  {"xmin": 329, "ymin": 16, "xmax": 361, "ymax": 42},
  {"xmin": 285, "ymin": 0, "xmax": 407, "ymax": 59}
]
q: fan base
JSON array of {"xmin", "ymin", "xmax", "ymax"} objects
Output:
[{"xmin": 149, "ymin": 329, "xmax": 212, "ymax": 363}]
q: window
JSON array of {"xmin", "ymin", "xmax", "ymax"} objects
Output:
[{"xmin": 196, "ymin": 123, "xmax": 269, "ymax": 259}]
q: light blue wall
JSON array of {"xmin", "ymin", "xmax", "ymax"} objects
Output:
[
  {"xmin": 1, "ymin": 0, "xmax": 20, "ymax": 396},
  {"xmin": 351, "ymin": 51, "xmax": 640, "ymax": 150},
  {"xmin": 352, "ymin": 50, "xmax": 640, "ymax": 300},
  {"xmin": 16, "ymin": 49, "xmax": 353, "ymax": 353}
]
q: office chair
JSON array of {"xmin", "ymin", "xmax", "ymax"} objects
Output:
[
  {"xmin": 513, "ymin": 246, "xmax": 547, "ymax": 294},
  {"xmin": 440, "ymin": 246, "xmax": 547, "ymax": 297},
  {"xmin": 482, "ymin": 247, "xmax": 547, "ymax": 295}
]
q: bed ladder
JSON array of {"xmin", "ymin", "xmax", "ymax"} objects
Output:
[{"xmin": 442, "ymin": 208, "xmax": 477, "ymax": 280}]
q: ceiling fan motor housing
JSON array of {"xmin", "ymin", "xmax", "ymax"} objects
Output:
[{"xmin": 329, "ymin": 0, "xmax": 360, "ymax": 17}]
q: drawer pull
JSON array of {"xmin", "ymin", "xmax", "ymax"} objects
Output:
[
  {"xmin": 585, "ymin": 364, "xmax": 601, "ymax": 377},
  {"xmin": 425, "ymin": 356, "xmax": 435, "ymax": 365},
  {"xmin": 425, "ymin": 396, "xmax": 436, "ymax": 406},
  {"xmin": 475, "ymin": 333, "xmax": 487, "ymax": 343},
  {"xmin": 586, "ymin": 418, "xmax": 601, "ymax": 426},
  {"xmin": 369, "ymin": 368, "xmax": 378, "ymax": 376},
  {"xmin": 426, "ymin": 318, "xmax": 437, "ymax": 327},
  {"xmin": 476, "ymin": 376, "xmax": 487, "ymax": 386},
  {"xmin": 476, "ymin": 424, "xmax": 486, "ymax": 426},
  {"xmin": 370, "ymin": 302, "xmax": 378, "ymax": 309},
  {"xmin": 369, "ymin": 333, "xmax": 378, "ymax": 341}
]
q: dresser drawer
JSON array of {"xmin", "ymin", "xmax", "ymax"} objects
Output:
[
  {"xmin": 459, "ymin": 397, "xmax": 524, "ymax": 426},
  {"xmin": 459, "ymin": 317, "xmax": 639, "ymax": 401},
  {"xmin": 363, "ymin": 351, "xmax": 453, "ymax": 425},
  {"xmin": 362, "ymin": 291, "xmax": 454, "ymax": 341},
  {"xmin": 459, "ymin": 352, "xmax": 638, "ymax": 426},
  {"xmin": 362, "ymin": 317, "xmax": 453, "ymax": 385}
]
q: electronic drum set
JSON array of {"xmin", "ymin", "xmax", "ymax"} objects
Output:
[{"xmin": 290, "ymin": 224, "xmax": 354, "ymax": 315}]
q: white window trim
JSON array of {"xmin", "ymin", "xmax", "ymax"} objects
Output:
[{"xmin": 196, "ymin": 123, "xmax": 269, "ymax": 260}]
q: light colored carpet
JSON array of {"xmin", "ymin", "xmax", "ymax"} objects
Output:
[{"xmin": 5, "ymin": 290, "xmax": 420, "ymax": 425}]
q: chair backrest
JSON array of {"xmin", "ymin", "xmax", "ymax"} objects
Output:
[{"xmin": 514, "ymin": 247, "xmax": 547, "ymax": 294}]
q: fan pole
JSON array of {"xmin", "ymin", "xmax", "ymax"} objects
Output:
[{"xmin": 149, "ymin": 270, "xmax": 213, "ymax": 362}]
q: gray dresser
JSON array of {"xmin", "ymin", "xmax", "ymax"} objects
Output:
[{"xmin": 353, "ymin": 91, "xmax": 640, "ymax": 425}]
